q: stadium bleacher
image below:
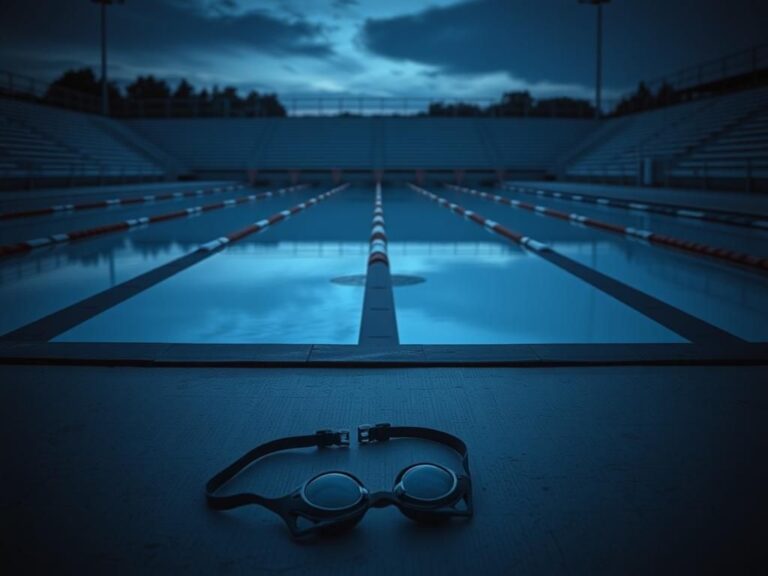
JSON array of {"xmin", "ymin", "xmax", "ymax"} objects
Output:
[
  {"xmin": 669, "ymin": 105, "xmax": 768, "ymax": 185},
  {"xmin": 1, "ymin": 84, "xmax": 766, "ymax": 191},
  {"xmin": 565, "ymin": 86, "xmax": 768, "ymax": 188},
  {"xmin": 0, "ymin": 98, "xmax": 167, "ymax": 185},
  {"xmin": 260, "ymin": 118, "xmax": 374, "ymax": 169},
  {"xmin": 381, "ymin": 119, "xmax": 488, "ymax": 169},
  {"xmin": 477, "ymin": 118, "xmax": 594, "ymax": 172},
  {"xmin": 127, "ymin": 118, "xmax": 272, "ymax": 171},
  {"xmin": 128, "ymin": 117, "xmax": 595, "ymax": 174}
]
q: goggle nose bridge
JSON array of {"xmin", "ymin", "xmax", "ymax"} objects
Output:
[{"xmin": 368, "ymin": 490, "xmax": 398, "ymax": 508}]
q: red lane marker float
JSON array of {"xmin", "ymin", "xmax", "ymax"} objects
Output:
[
  {"xmin": 447, "ymin": 184, "xmax": 768, "ymax": 274},
  {"xmin": 368, "ymin": 182, "xmax": 389, "ymax": 266},
  {"xmin": 0, "ymin": 183, "xmax": 249, "ymax": 221},
  {"xmin": 409, "ymin": 184, "xmax": 542, "ymax": 251},
  {"xmin": 196, "ymin": 184, "xmax": 349, "ymax": 253},
  {"xmin": 0, "ymin": 185, "xmax": 308, "ymax": 259}
]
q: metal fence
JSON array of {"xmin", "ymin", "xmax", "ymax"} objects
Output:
[
  {"xmin": 644, "ymin": 43, "xmax": 767, "ymax": 94},
  {"xmin": 113, "ymin": 96, "xmax": 604, "ymax": 118}
]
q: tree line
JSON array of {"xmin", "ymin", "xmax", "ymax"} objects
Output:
[
  {"xmin": 46, "ymin": 68, "xmax": 287, "ymax": 117},
  {"xmin": 43, "ymin": 67, "xmax": 695, "ymax": 118},
  {"xmin": 427, "ymin": 92, "xmax": 595, "ymax": 118}
]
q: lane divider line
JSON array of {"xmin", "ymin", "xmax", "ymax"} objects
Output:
[
  {"xmin": 0, "ymin": 185, "xmax": 308, "ymax": 259},
  {"xmin": 503, "ymin": 183, "xmax": 768, "ymax": 231},
  {"xmin": 448, "ymin": 184, "xmax": 768, "ymax": 274},
  {"xmin": 1, "ymin": 184, "xmax": 349, "ymax": 342},
  {"xmin": 0, "ymin": 183, "xmax": 247, "ymax": 221},
  {"xmin": 359, "ymin": 182, "xmax": 399, "ymax": 345},
  {"xmin": 410, "ymin": 183, "xmax": 744, "ymax": 346}
]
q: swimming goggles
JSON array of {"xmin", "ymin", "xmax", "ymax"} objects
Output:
[{"xmin": 205, "ymin": 423, "xmax": 473, "ymax": 539}]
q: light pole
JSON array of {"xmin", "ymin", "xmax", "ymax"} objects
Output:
[
  {"xmin": 579, "ymin": 0, "xmax": 610, "ymax": 118},
  {"xmin": 91, "ymin": 0, "xmax": 124, "ymax": 116}
]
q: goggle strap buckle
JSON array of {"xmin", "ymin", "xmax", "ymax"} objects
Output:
[
  {"xmin": 315, "ymin": 429, "xmax": 350, "ymax": 447},
  {"xmin": 358, "ymin": 423, "xmax": 391, "ymax": 444}
]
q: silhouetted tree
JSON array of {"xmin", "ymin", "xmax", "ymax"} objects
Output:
[
  {"xmin": 173, "ymin": 78, "xmax": 195, "ymax": 99},
  {"xmin": 428, "ymin": 102, "xmax": 483, "ymax": 117},
  {"xmin": 492, "ymin": 91, "xmax": 535, "ymax": 116},
  {"xmin": 654, "ymin": 82, "xmax": 678, "ymax": 108},
  {"xmin": 614, "ymin": 82, "xmax": 656, "ymax": 116},
  {"xmin": 256, "ymin": 93, "xmax": 286, "ymax": 117},
  {"xmin": 126, "ymin": 75, "xmax": 170, "ymax": 100},
  {"xmin": 533, "ymin": 97, "xmax": 594, "ymax": 118},
  {"xmin": 47, "ymin": 68, "xmax": 99, "ymax": 95},
  {"xmin": 46, "ymin": 67, "xmax": 122, "ymax": 109}
]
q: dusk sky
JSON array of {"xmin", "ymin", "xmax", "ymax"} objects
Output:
[{"xmin": 0, "ymin": 0, "xmax": 765, "ymax": 101}]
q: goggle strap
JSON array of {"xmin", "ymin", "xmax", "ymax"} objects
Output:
[
  {"xmin": 206, "ymin": 433, "xmax": 332, "ymax": 510},
  {"xmin": 386, "ymin": 426, "xmax": 470, "ymax": 476}
]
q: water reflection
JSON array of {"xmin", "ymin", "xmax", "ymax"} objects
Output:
[
  {"xmin": 390, "ymin": 242, "xmax": 685, "ymax": 345},
  {"xmin": 56, "ymin": 242, "xmax": 371, "ymax": 344}
]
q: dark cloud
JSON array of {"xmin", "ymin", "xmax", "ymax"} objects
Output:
[
  {"xmin": 0, "ymin": 0, "xmax": 332, "ymax": 77},
  {"xmin": 332, "ymin": 0, "xmax": 359, "ymax": 8},
  {"xmin": 363, "ymin": 1, "xmax": 591, "ymax": 85},
  {"xmin": 362, "ymin": 0, "xmax": 768, "ymax": 90}
]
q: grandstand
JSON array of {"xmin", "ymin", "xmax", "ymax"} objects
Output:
[
  {"xmin": 2, "ymin": 83, "xmax": 765, "ymax": 190},
  {"xmin": 0, "ymin": 97, "xmax": 171, "ymax": 188},
  {"xmin": 565, "ymin": 85, "xmax": 768, "ymax": 190}
]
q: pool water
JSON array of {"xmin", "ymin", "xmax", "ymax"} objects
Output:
[{"xmin": 1, "ymin": 182, "xmax": 766, "ymax": 344}]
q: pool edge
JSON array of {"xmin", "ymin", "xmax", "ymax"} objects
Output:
[{"xmin": 0, "ymin": 341, "xmax": 766, "ymax": 368}]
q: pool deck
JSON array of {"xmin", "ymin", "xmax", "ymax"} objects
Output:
[{"xmin": 1, "ymin": 363, "xmax": 766, "ymax": 574}]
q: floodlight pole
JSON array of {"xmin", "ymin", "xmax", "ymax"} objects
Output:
[
  {"xmin": 100, "ymin": 2, "xmax": 108, "ymax": 116},
  {"xmin": 92, "ymin": 0, "xmax": 122, "ymax": 116},
  {"xmin": 580, "ymin": 0, "xmax": 610, "ymax": 119}
]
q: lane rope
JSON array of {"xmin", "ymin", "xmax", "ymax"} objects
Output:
[
  {"xmin": 0, "ymin": 183, "xmax": 248, "ymax": 221},
  {"xmin": 503, "ymin": 183, "xmax": 768, "ymax": 231},
  {"xmin": 449, "ymin": 184, "xmax": 768, "ymax": 274},
  {"xmin": 0, "ymin": 185, "xmax": 308, "ymax": 259},
  {"xmin": 196, "ymin": 183, "xmax": 348, "ymax": 253},
  {"xmin": 368, "ymin": 182, "xmax": 389, "ymax": 267}
]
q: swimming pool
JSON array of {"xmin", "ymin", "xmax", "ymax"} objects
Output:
[{"xmin": 1, "ymin": 180, "xmax": 767, "ymax": 347}]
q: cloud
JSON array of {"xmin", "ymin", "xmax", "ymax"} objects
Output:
[
  {"xmin": 361, "ymin": 1, "xmax": 593, "ymax": 86},
  {"xmin": 361, "ymin": 0, "xmax": 768, "ymax": 92},
  {"xmin": 0, "ymin": 0, "xmax": 333, "ymax": 79}
]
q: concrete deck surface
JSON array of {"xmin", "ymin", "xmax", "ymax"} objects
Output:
[{"xmin": 1, "ymin": 364, "xmax": 766, "ymax": 574}]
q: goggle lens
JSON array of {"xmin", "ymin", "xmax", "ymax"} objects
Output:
[
  {"xmin": 303, "ymin": 472, "xmax": 364, "ymax": 510},
  {"xmin": 399, "ymin": 464, "xmax": 456, "ymax": 502}
]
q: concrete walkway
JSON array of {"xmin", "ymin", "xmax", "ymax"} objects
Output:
[{"xmin": 2, "ymin": 363, "xmax": 765, "ymax": 574}]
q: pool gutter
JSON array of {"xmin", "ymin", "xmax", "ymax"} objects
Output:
[{"xmin": 0, "ymin": 341, "xmax": 765, "ymax": 368}]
